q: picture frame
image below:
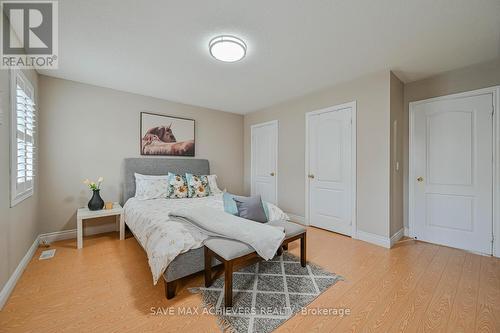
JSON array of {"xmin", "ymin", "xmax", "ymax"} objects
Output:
[{"xmin": 140, "ymin": 112, "xmax": 195, "ymax": 156}]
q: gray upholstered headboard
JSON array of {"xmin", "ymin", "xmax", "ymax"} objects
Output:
[{"xmin": 122, "ymin": 158, "xmax": 210, "ymax": 204}]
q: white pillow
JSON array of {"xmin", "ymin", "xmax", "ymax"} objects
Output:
[
  {"xmin": 206, "ymin": 174, "xmax": 223, "ymax": 195},
  {"xmin": 134, "ymin": 173, "xmax": 169, "ymax": 200}
]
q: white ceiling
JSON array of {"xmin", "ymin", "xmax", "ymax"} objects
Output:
[{"xmin": 39, "ymin": 0, "xmax": 500, "ymax": 114}]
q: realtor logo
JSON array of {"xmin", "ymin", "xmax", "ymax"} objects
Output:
[{"xmin": 1, "ymin": 0, "xmax": 58, "ymax": 69}]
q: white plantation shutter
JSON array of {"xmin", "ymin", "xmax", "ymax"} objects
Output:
[{"xmin": 11, "ymin": 69, "xmax": 36, "ymax": 206}]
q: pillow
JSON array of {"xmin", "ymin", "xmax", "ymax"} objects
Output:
[
  {"xmin": 206, "ymin": 174, "xmax": 223, "ymax": 194},
  {"xmin": 223, "ymin": 192, "xmax": 239, "ymax": 215},
  {"xmin": 233, "ymin": 195, "xmax": 268, "ymax": 223},
  {"xmin": 134, "ymin": 173, "xmax": 169, "ymax": 200},
  {"xmin": 167, "ymin": 173, "xmax": 189, "ymax": 199},
  {"xmin": 223, "ymin": 193, "xmax": 269, "ymax": 221},
  {"xmin": 185, "ymin": 173, "xmax": 210, "ymax": 198}
]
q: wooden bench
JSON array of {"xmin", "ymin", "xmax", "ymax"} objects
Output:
[{"xmin": 204, "ymin": 220, "xmax": 306, "ymax": 307}]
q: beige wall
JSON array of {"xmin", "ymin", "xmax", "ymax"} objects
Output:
[
  {"xmin": 0, "ymin": 69, "xmax": 39, "ymax": 293},
  {"xmin": 389, "ymin": 73, "xmax": 404, "ymax": 236},
  {"xmin": 38, "ymin": 76, "xmax": 244, "ymax": 234},
  {"xmin": 402, "ymin": 57, "xmax": 500, "ymax": 228},
  {"xmin": 244, "ymin": 71, "xmax": 392, "ymax": 237},
  {"xmin": 4, "ymin": 55, "xmax": 496, "ymax": 296}
]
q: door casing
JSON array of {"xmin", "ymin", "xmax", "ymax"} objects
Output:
[
  {"xmin": 305, "ymin": 101, "xmax": 357, "ymax": 237},
  {"xmin": 409, "ymin": 86, "xmax": 500, "ymax": 257}
]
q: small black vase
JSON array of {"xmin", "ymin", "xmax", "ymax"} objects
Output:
[{"xmin": 88, "ymin": 189, "xmax": 104, "ymax": 211}]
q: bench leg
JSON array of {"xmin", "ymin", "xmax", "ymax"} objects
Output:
[
  {"xmin": 300, "ymin": 234, "xmax": 307, "ymax": 267},
  {"xmin": 204, "ymin": 246, "xmax": 212, "ymax": 287},
  {"xmin": 165, "ymin": 280, "xmax": 176, "ymax": 299},
  {"xmin": 224, "ymin": 261, "xmax": 233, "ymax": 307},
  {"xmin": 282, "ymin": 244, "xmax": 288, "ymax": 251}
]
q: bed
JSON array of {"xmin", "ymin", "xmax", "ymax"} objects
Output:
[{"xmin": 121, "ymin": 158, "xmax": 288, "ymax": 299}]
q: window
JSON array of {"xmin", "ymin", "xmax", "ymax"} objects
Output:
[{"xmin": 10, "ymin": 69, "xmax": 36, "ymax": 206}]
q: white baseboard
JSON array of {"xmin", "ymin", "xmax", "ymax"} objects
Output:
[
  {"xmin": 1, "ymin": 223, "xmax": 119, "ymax": 310},
  {"xmin": 390, "ymin": 228, "xmax": 405, "ymax": 247},
  {"xmin": 355, "ymin": 230, "xmax": 391, "ymax": 248},
  {"xmin": 39, "ymin": 223, "xmax": 118, "ymax": 244},
  {"xmin": 285, "ymin": 213, "xmax": 306, "ymax": 225},
  {"xmin": 38, "ymin": 229, "xmax": 76, "ymax": 244},
  {"xmin": 0, "ymin": 235, "xmax": 39, "ymax": 310},
  {"xmin": 404, "ymin": 227, "xmax": 410, "ymax": 237}
]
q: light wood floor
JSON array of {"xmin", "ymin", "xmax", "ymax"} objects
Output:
[{"xmin": 0, "ymin": 227, "xmax": 499, "ymax": 332}]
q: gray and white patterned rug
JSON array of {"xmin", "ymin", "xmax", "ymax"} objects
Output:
[{"xmin": 191, "ymin": 252, "xmax": 343, "ymax": 333}]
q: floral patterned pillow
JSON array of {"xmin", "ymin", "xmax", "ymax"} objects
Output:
[
  {"xmin": 167, "ymin": 173, "xmax": 189, "ymax": 199},
  {"xmin": 185, "ymin": 173, "xmax": 211, "ymax": 198}
]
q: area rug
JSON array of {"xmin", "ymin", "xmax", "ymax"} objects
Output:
[{"xmin": 191, "ymin": 252, "xmax": 344, "ymax": 333}]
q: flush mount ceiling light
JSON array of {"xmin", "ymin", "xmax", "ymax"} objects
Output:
[{"xmin": 209, "ymin": 35, "xmax": 247, "ymax": 62}]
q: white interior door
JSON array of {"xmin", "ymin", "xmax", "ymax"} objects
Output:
[
  {"xmin": 307, "ymin": 105, "xmax": 354, "ymax": 236},
  {"xmin": 411, "ymin": 93, "xmax": 493, "ymax": 254},
  {"xmin": 251, "ymin": 121, "xmax": 278, "ymax": 205}
]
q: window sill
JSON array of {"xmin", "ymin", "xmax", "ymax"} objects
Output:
[{"xmin": 11, "ymin": 190, "xmax": 34, "ymax": 208}]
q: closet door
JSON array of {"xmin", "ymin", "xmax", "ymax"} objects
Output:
[
  {"xmin": 308, "ymin": 105, "xmax": 353, "ymax": 236},
  {"xmin": 251, "ymin": 121, "xmax": 278, "ymax": 205}
]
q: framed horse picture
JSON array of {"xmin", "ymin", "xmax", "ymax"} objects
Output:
[{"xmin": 140, "ymin": 112, "xmax": 195, "ymax": 156}]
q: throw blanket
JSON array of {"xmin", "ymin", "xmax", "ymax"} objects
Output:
[{"xmin": 169, "ymin": 207, "xmax": 286, "ymax": 260}]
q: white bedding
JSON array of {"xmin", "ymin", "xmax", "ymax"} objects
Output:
[
  {"xmin": 124, "ymin": 193, "xmax": 289, "ymax": 284},
  {"xmin": 169, "ymin": 207, "xmax": 285, "ymax": 260}
]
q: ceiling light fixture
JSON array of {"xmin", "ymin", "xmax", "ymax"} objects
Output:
[{"xmin": 209, "ymin": 35, "xmax": 247, "ymax": 62}]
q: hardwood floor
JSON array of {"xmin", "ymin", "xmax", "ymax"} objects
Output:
[{"xmin": 0, "ymin": 227, "xmax": 498, "ymax": 332}]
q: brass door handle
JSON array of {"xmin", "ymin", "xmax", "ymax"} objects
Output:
[
  {"xmin": 417, "ymin": 176, "xmax": 424, "ymax": 182},
  {"xmin": 270, "ymin": 172, "xmax": 275, "ymax": 176},
  {"xmin": 308, "ymin": 174, "xmax": 315, "ymax": 179}
]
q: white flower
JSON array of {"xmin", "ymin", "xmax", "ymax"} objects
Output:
[
  {"xmin": 97, "ymin": 177, "xmax": 104, "ymax": 183},
  {"xmin": 175, "ymin": 186, "xmax": 188, "ymax": 198},
  {"xmin": 195, "ymin": 185, "xmax": 206, "ymax": 197},
  {"xmin": 83, "ymin": 179, "xmax": 90, "ymax": 185}
]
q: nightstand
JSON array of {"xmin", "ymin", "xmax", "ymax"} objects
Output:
[{"xmin": 76, "ymin": 203, "xmax": 124, "ymax": 249}]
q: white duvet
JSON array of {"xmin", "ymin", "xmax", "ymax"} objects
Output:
[{"xmin": 124, "ymin": 193, "xmax": 289, "ymax": 284}]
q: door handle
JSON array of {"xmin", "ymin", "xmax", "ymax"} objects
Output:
[
  {"xmin": 270, "ymin": 172, "xmax": 275, "ymax": 176},
  {"xmin": 308, "ymin": 174, "xmax": 315, "ymax": 179},
  {"xmin": 417, "ymin": 176, "xmax": 424, "ymax": 182}
]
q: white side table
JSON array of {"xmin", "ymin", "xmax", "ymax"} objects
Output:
[{"xmin": 76, "ymin": 203, "xmax": 124, "ymax": 249}]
